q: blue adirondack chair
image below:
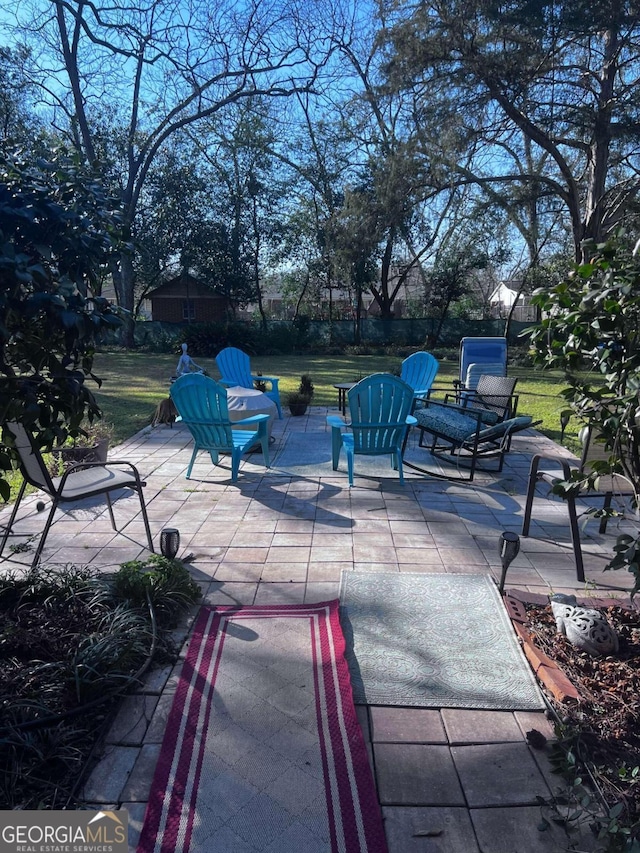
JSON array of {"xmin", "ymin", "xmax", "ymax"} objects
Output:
[
  {"xmin": 400, "ymin": 352, "xmax": 439, "ymax": 406},
  {"xmin": 170, "ymin": 374, "xmax": 270, "ymax": 482},
  {"xmin": 326, "ymin": 374, "xmax": 417, "ymax": 486},
  {"xmin": 215, "ymin": 347, "xmax": 282, "ymax": 418}
]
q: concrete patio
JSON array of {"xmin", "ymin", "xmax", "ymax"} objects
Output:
[{"xmin": 1, "ymin": 404, "xmax": 633, "ymax": 852}]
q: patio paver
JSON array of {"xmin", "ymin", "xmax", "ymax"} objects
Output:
[{"xmin": 0, "ymin": 404, "xmax": 632, "ymax": 852}]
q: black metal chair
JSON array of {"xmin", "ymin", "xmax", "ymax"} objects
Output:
[
  {"xmin": 404, "ymin": 399, "xmax": 534, "ymax": 481},
  {"xmin": 521, "ymin": 426, "xmax": 635, "ymax": 582},
  {"xmin": 435, "ymin": 374, "xmax": 519, "ymax": 424},
  {"xmin": 0, "ymin": 422, "xmax": 154, "ymax": 568}
]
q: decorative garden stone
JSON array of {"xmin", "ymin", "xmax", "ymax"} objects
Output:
[{"xmin": 550, "ymin": 593, "xmax": 619, "ymax": 657}]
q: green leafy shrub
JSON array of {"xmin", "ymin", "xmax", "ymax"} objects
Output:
[
  {"xmin": 0, "ymin": 148, "xmax": 125, "ymax": 499},
  {"xmin": 111, "ymin": 554, "xmax": 202, "ymax": 627},
  {"xmin": 529, "ymin": 234, "xmax": 640, "ymax": 594}
]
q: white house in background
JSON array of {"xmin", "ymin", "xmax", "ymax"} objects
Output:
[{"xmin": 489, "ymin": 282, "xmax": 536, "ymax": 321}]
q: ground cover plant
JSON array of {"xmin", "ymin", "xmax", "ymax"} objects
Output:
[{"xmin": 0, "ymin": 557, "xmax": 201, "ymax": 809}]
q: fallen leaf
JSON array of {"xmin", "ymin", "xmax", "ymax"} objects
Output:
[{"xmin": 526, "ymin": 729, "xmax": 548, "ymax": 749}]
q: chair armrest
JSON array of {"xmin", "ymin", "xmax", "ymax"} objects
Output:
[
  {"xmin": 251, "ymin": 375, "xmax": 280, "ymax": 396},
  {"xmin": 426, "ymin": 385, "xmax": 459, "ymax": 397},
  {"xmin": 327, "ymin": 415, "xmax": 347, "ymax": 429},
  {"xmin": 59, "ymin": 459, "xmax": 146, "ymax": 488},
  {"xmin": 232, "ymin": 413, "xmax": 270, "ymax": 426},
  {"xmin": 531, "ymin": 453, "xmax": 575, "ymax": 480},
  {"xmin": 64, "ymin": 459, "xmax": 140, "ymax": 472}
]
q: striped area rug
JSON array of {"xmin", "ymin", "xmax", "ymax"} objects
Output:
[{"xmin": 138, "ymin": 601, "xmax": 387, "ymax": 853}]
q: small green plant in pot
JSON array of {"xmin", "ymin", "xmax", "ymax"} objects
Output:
[
  {"xmin": 59, "ymin": 420, "xmax": 115, "ymax": 467},
  {"xmin": 288, "ymin": 375, "xmax": 314, "ymax": 416}
]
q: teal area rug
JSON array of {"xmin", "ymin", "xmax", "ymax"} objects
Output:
[{"xmin": 339, "ymin": 572, "xmax": 544, "ymax": 710}]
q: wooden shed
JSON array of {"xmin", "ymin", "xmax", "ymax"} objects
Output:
[{"xmin": 148, "ymin": 275, "xmax": 227, "ymax": 323}]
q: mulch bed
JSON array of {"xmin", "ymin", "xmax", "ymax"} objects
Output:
[{"xmin": 507, "ymin": 591, "xmax": 640, "ymax": 823}]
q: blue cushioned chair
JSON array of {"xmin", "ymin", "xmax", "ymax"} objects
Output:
[
  {"xmin": 215, "ymin": 346, "xmax": 282, "ymax": 418},
  {"xmin": 400, "ymin": 352, "xmax": 439, "ymax": 408},
  {"xmin": 326, "ymin": 374, "xmax": 417, "ymax": 486},
  {"xmin": 170, "ymin": 373, "xmax": 270, "ymax": 482},
  {"xmin": 409, "ymin": 399, "xmax": 534, "ymax": 481}
]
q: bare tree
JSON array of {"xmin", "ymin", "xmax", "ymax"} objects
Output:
[
  {"xmin": 6, "ymin": 0, "xmax": 342, "ymax": 343},
  {"xmin": 381, "ymin": 0, "xmax": 640, "ymax": 262}
]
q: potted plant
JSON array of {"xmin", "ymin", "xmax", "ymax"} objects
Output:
[
  {"xmin": 59, "ymin": 420, "xmax": 114, "ymax": 467},
  {"xmin": 288, "ymin": 375, "xmax": 314, "ymax": 416},
  {"xmin": 299, "ymin": 375, "xmax": 314, "ymax": 399}
]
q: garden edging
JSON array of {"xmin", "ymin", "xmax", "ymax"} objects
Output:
[{"xmin": 503, "ymin": 589, "xmax": 634, "ymax": 704}]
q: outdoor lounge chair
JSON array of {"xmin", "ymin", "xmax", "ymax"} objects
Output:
[
  {"xmin": 215, "ymin": 346, "xmax": 282, "ymax": 418},
  {"xmin": 434, "ymin": 374, "xmax": 519, "ymax": 424},
  {"xmin": 521, "ymin": 426, "xmax": 635, "ymax": 582},
  {"xmin": 170, "ymin": 373, "xmax": 270, "ymax": 482},
  {"xmin": 405, "ymin": 399, "xmax": 534, "ymax": 481},
  {"xmin": 0, "ymin": 421, "xmax": 154, "ymax": 569},
  {"xmin": 400, "ymin": 352, "xmax": 439, "ymax": 408},
  {"xmin": 457, "ymin": 336, "xmax": 508, "ymax": 391},
  {"xmin": 326, "ymin": 373, "xmax": 417, "ymax": 486}
]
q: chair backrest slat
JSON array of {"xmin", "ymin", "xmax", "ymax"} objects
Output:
[
  {"xmin": 348, "ymin": 374, "xmax": 414, "ymax": 454},
  {"xmin": 170, "ymin": 374, "xmax": 235, "ymax": 449},
  {"xmin": 215, "ymin": 347, "xmax": 254, "ymax": 389}
]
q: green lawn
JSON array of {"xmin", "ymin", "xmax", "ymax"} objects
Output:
[{"xmin": 91, "ymin": 351, "xmax": 577, "ymax": 450}]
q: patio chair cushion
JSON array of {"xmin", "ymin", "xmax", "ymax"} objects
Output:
[
  {"xmin": 475, "ymin": 415, "xmax": 533, "ymax": 442},
  {"xmin": 414, "ymin": 407, "xmax": 480, "ymax": 442},
  {"xmin": 464, "ymin": 362, "xmax": 506, "ymax": 389},
  {"xmin": 442, "ymin": 404, "xmax": 501, "ymax": 426},
  {"xmin": 414, "ymin": 409, "xmax": 533, "ymax": 445}
]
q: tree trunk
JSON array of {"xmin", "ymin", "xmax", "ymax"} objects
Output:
[
  {"xmin": 370, "ymin": 233, "xmax": 396, "ymax": 319},
  {"xmin": 582, "ymin": 25, "xmax": 618, "ymax": 256},
  {"xmin": 111, "ymin": 251, "xmax": 136, "ymax": 348},
  {"xmin": 354, "ymin": 288, "xmax": 363, "ymax": 345}
]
